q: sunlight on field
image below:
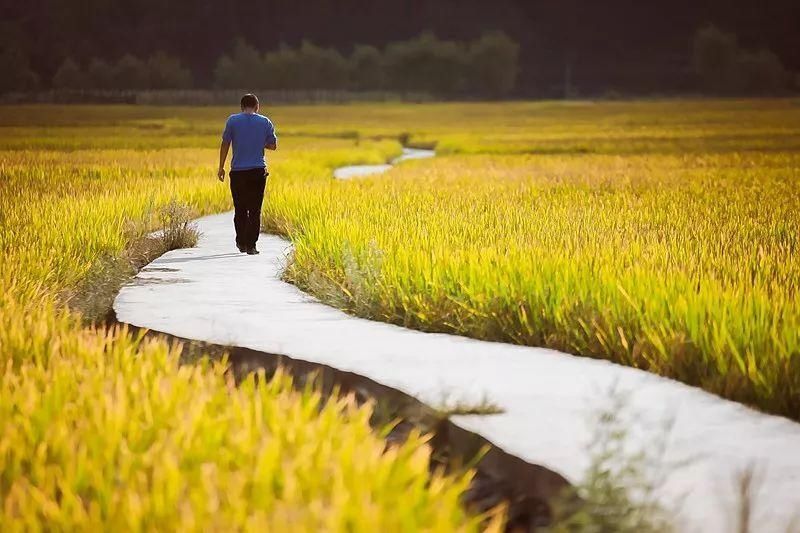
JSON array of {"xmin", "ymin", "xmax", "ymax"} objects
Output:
[
  {"xmin": 263, "ymin": 99, "xmax": 800, "ymax": 417},
  {"xmin": 0, "ymin": 117, "xmax": 476, "ymax": 529},
  {"xmin": 1, "ymin": 99, "xmax": 799, "ymax": 528}
]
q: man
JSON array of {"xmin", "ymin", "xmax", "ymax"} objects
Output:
[{"xmin": 218, "ymin": 93, "xmax": 277, "ymax": 255}]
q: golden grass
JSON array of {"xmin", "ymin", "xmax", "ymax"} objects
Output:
[
  {"xmin": 261, "ymin": 100, "xmax": 800, "ymax": 417},
  {"xmin": 0, "ymin": 119, "xmax": 479, "ymax": 530},
  {"xmin": 2, "ymin": 98, "xmax": 798, "ymax": 528}
]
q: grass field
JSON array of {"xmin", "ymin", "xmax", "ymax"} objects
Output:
[
  {"xmin": 0, "ymin": 111, "xmax": 480, "ymax": 529},
  {"xmin": 266, "ymin": 100, "xmax": 800, "ymax": 419},
  {"xmin": 1, "ymin": 99, "xmax": 798, "ymax": 527},
  {"xmin": 262, "ymin": 99, "xmax": 800, "ymax": 417}
]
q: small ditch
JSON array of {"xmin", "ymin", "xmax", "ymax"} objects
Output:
[{"xmin": 114, "ymin": 319, "xmax": 571, "ymax": 530}]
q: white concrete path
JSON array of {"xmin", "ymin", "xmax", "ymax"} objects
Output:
[
  {"xmin": 333, "ymin": 147, "xmax": 434, "ymax": 179},
  {"xmin": 114, "ymin": 211, "xmax": 800, "ymax": 532}
]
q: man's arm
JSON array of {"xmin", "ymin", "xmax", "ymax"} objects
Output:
[
  {"xmin": 265, "ymin": 119, "xmax": 277, "ymax": 151},
  {"xmin": 218, "ymin": 140, "xmax": 230, "ymax": 181}
]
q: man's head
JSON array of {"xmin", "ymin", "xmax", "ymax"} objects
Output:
[{"xmin": 240, "ymin": 93, "xmax": 259, "ymax": 112}]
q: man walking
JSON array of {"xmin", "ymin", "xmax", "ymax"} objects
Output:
[{"xmin": 218, "ymin": 93, "xmax": 277, "ymax": 255}]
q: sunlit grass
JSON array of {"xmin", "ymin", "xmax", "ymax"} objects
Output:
[
  {"xmin": 261, "ymin": 100, "xmax": 800, "ymax": 418},
  {"xmin": 2, "ymin": 98, "xmax": 798, "ymax": 528},
  {"xmin": 0, "ymin": 120, "xmax": 478, "ymax": 530},
  {"xmin": 0, "ymin": 299, "xmax": 476, "ymax": 530}
]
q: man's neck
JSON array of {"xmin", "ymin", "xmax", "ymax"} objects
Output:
[{"xmin": 242, "ymin": 108, "xmax": 257, "ymax": 114}]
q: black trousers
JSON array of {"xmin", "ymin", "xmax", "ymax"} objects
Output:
[{"xmin": 229, "ymin": 167, "xmax": 267, "ymax": 248}]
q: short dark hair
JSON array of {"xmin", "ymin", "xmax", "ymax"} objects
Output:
[{"xmin": 240, "ymin": 93, "xmax": 259, "ymax": 109}]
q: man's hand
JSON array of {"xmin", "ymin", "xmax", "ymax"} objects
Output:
[{"xmin": 217, "ymin": 167, "xmax": 226, "ymax": 182}]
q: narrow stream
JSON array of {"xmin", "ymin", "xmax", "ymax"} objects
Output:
[{"xmin": 332, "ymin": 147, "xmax": 435, "ymax": 179}]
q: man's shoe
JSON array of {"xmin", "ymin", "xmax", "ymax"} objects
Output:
[
  {"xmin": 246, "ymin": 246, "xmax": 260, "ymax": 255},
  {"xmin": 236, "ymin": 243, "xmax": 246, "ymax": 253}
]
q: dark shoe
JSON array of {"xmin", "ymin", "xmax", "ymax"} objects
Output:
[
  {"xmin": 246, "ymin": 246, "xmax": 259, "ymax": 255},
  {"xmin": 236, "ymin": 242, "xmax": 246, "ymax": 253}
]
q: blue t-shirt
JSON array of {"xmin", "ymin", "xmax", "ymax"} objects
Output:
[{"xmin": 221, "ymin": 112, "xmax": 277, "ymax": 171}]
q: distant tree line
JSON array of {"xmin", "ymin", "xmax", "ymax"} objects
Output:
[
  {"xmin": 2, "ymin": 23, "xmax": 799, "ymax": 98},
  {"xmin": 51, "ymin": 53, "xmax": 193, "ymax": 90},
  {"xmin": 691, "ymin": 25, "xmax": 795, "ymax": 95},
  {"xmin": 4, "ymin": 32, "xmax": 518, "ymax": 99},
  {"xmin": 4, "ymin": 0, "xmax": 800, "ymax": 97},
  {"xmin": 212, "ymin": 32, "xmax": 519, "ymax": 97}
]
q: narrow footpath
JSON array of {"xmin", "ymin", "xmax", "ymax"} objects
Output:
[{"xmin": 115, "ymin": 156, "xmax": 800, "ymax": 532}]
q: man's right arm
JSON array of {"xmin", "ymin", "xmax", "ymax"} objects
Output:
[
  {"xmin": 219, "ymin": 118, "xmax": 233, "ymax": 181},
  {"xmin": 218, "ymin": 140, "xmax": 231, "ymax": 181}
]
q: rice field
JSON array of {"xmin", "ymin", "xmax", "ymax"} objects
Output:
[
  {"xmin": 262, "ymin": 99, "xmax": 800, "ymax": 418},
  {"xmin": 1, "ymin": 99, "xmax": 798, "ymax": 527},
  {"xmin": 0, "ymin": 111, "xmax": 479, "ymax": 530}
]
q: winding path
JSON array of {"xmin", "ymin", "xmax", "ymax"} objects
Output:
[
  {"xmin": 114, "ymin": 153, "xmax": 800, "ymax": 532},
  {"xmin": 333, "ymin": 147, "xmax": 435, "ymax": 179}
]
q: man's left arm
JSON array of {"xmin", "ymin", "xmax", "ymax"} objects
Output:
[{"xmin": 265, "ymin": 119, "xmax": 277, "ymax": 151}]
